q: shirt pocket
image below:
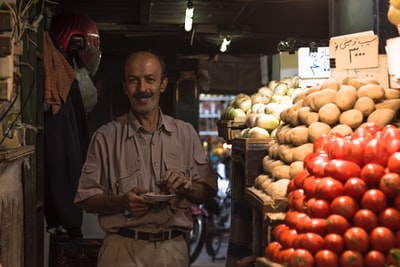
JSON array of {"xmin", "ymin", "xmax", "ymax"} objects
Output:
[
  {"xmin": 164, "ymin": 152, "xmax": 186, "ymax": 173},
  {"xmin": 115, "ymin": 169, "xmax": 144, "ymax": 195}
]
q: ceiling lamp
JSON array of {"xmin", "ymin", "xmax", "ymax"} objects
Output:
[
  {"xmin": 185, "ymin": 1, "xmax": 194, "ymax": 32},
  {"xmin": 220, "ymin": 36, "xmax": 231, "ymax": 52}
]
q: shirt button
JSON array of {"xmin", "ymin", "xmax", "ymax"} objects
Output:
[{"xmin": 154, "ymin": 162, "xmax": 159, "ymax": 167}]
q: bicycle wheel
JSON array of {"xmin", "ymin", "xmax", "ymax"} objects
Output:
[{"xmin": 189, "ymin": 215, "xmax": 207, "ymax": 264}]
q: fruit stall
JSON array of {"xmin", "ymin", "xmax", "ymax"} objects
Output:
[{"xmin": 219, "ymin": 16, "xmax": 400, "ymax": 266}]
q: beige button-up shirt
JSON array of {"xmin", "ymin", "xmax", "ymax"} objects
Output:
[{"xmin": 74, "ymin": 110, "xmax": 217, "ymax": 233}]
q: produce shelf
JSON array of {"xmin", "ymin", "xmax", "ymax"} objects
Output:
[
  {"xmin": 217, "ymin": 119, "xmax": 247, "ymax": 143},
  {"xmin": 244, "ymin": 187, "xmax": 287, "ymax": 257}
]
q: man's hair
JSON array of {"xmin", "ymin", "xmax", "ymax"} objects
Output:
[{"xmin": 123, "ymin": 51, "xmax": 167, "ymax": 81}]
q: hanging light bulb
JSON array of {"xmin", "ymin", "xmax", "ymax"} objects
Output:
[
  {"xmin": 220, "ymin": 36, "xmax": 232, "ymax": 52},
  {"xmin": 185, "ymin": 1, "xmax": 194, "ymax": 32}
]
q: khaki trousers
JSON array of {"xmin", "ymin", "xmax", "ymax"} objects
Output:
[{"xmin": 97, "ymin": 233, "xmax": 189, "ymax": 267}]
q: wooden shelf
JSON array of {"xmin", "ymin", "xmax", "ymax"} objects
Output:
[{"xmin": 0, "ymin": 145, "xmax": 35, "ymax": 162}]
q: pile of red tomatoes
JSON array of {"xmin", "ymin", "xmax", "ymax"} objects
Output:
[{"xmin": 265, "ymin": 123, "xmax": 400, "ymax": 267}]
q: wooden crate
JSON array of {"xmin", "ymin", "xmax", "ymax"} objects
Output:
[
  {"xmin": 217, "ymin": 119, "xmax": 247, "ymax": 143},
  {"xmin": 245, "ymin": 187, "xmax": 288, "ymax": 257},
  {"xmin": 231, "ymin": 138, "xmax": 272, "ymax": 186}
]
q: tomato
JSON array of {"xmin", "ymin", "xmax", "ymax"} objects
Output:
[
  {"xmin": 287, "ymin": 179, "xmax": 296, "ymax": 193},
  {"xmin": 292, "ymin": 232, "xmax": 324, "ymax": 254},
  {"xmin": 388, "ymin": 152, "xmax": 400, "ymax": 174},
  {"xmin": 343, "ymin": 227, "xmax": 369, "ymax": 253},
  {"xmin": 306, "ymin": 197, "xmax": 331, "ymax": 218},
  {"xmin": 324, "ymin": 159, "xmax": 361, "ymax": 183},
  {"xmin": 277, "ymin": 248, "xmax": 295, "ymax": 265},
  {"xmin": 351, "ymin": 125, "xmax": 374, "ymax": 140},
  {"xmin": 297, "ymin": 218, "xmax": 327, "ymax": 236},
  {"xmin": 379, "ymin": 207, "xmax": 400, "ymax": 231},
  {"xmin": 293, "ymin": 170, "xmax": 310, "ymax": 189},
  {"xmin": 353, "ymin": 209, "xmax": 378, "ymax": 232},
  {"xmin": 315, "ymin": 177, "xmax": 345, "ymax": 201},
  {"xmin": 272, "ymin": 224, "xmax": 290, "ymax": 241},
  {"xmin": 361, "ymin": 189, "xmax": 388, "ymax": 213},
  {"xmin": 330, "ymin": 195, "xmax": 359, "ymax": 221},
  {"xmin": 345, "ymin": 137, "xmax": 369, "ymax": 166},
  {"xmin": 369, "ymin": 226, "xmax": 395, "ymax": 254},
  {"xmin": 364, "ymin": 138, "xmax": 390, "ymax": 167},
  {"xmin": 344, "ymin": 177, "xmax": 368, "ymax": 200},
  {"xmin": 326, "ymin": 214, "xmax": 351, "ymax": 235},
  {"xmin": 285, "ymin": 210, "xmax": 309, "ymax": 229},
  {"xmin": 396, "ymin": 229, "xmax": 400, "ymax": 247},
  {"xmin": 264, "ymin": 241, "xmax": 282, "ymax": 261},
  {"xmin": 324, "ymin": 233, "xmax": 344, "ymax": 254},
  {"xmin": 387, "ymin": 248, "xmax": 400, "ymax": 267},
  {"xmin": 363, "ymin": 250, "xmax": 386, "ymax": 267},
  {"xmin": 288, "ymin": 189, "xmax": 307, "ymax": 212},
  {"xmin": 360, "ymin": 122, "xmax": 381, "ymax": 137},
  {"xmin": 313, "ymin": 134, "xmax": 328, "ymax": 152},
  {"xmin": 379, "ymin": 172, "xmax": 400, "ymax": 199},
  {"xmin": 394, "ymin": 194, "xmax": 400, "ymax": 211},
  {"xmin": 339, "ymin": 250, "xmax": 363, "ymax": 267},
  {"xmin": 326, "ymin": 136, "xmax": 350, "ymax": 160},
  {"xmin": 380, "ymin": 126, "xmax": 400, "ymax": 155},
  {"xmin": 278, "ymin": 227, "xmax": 298, "ymax": 249},
  {"xmin": 304, "ymin": 151, "xmax": 329, "ymax": 177},
  {"xmin": 360, "ymin": 163, "xmax": 386, "ymax": 188},
  {"xmin": 288, "ymin": 249, "xmax": 314, "ymax": 267},
  {"xmin": 303, "ymin": 176, "xmax": 320, "ymax": 198},
  {"xmin": 314, "ymin": 250, "xmax": 339, "ymax": 267}
]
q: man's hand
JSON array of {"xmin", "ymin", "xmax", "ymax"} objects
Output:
[
  {"xmin": 124, "ymin": 188, "xmax": 156, "ymax": 216},
  {"xmin": 163, "ymin": 169, "xmax": 193, "ymax": 195}
]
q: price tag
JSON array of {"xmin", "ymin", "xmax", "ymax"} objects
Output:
[
  {"xmin": 298, "ymin": 47, "xmax": 330, "ymax": 78},
  {"xmin": 329, "ymin": 31, "xmax": 379, "ymax": 69}
]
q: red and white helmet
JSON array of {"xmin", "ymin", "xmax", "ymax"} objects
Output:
[{"xmin": 50, "ymin": 12, "xmax": 101, "ymax": 75}]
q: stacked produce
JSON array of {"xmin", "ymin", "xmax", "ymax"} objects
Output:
[
  {"xmin": 264, "ymin": 123, "xmax": 400, "ymax": 267},
  {"xmin": 388, "ymin": 0, "xmax": 400, "ymax": 29},
  {"xmin": 255, "ymin": 77, "xmax": 400, "ymax": 198},
  {"xmin": 220, "ymin": 76, "xmax": 306, "ymax": 139}
]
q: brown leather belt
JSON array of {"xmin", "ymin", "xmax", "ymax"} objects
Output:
[{"xmin": 116, "ymin": 228, "xmax": 183, "ymax": 242}]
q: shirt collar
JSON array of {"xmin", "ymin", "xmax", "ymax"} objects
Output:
[{"xmin": 127, "ymin": 108, "xmax": 174, "ymax": 136}]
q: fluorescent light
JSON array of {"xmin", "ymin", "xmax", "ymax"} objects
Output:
[
  {"xmin": 185, "ymin": 1, "xmax": 194, "ymax": 32},
  {"xmin": 220, "ymin": 36, "xmax": 231, "ymax": 52}
]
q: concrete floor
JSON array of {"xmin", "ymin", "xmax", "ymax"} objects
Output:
[{"xmin": 191, "ymin": 233, "xmax": 228, "ymax": 267}]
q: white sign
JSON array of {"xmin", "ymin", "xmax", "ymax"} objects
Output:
[{"xmin": 298, "ymin": 47, "xmax": 330, "ymax": 78}]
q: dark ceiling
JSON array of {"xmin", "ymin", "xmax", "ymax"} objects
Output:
[{"xmin": 51, "ymin": 0, "xmax": 330, "ymax": 58}]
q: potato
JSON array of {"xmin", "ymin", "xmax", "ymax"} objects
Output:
[
  {"xmin": 330, "ymin": 124, "xmax": 353, "ymax": 137},
  {"xmin": 275, "ymin": 124, "xmax": 291, "ymax": 144},
  {"xmin": 347, "ymin": 78, "xmax": 368, "ymax": 89},
  {"xmin": 353, "ymin": 96, "xmax": 375, "ymax": 117},
  {"xmin": 292, "ymin": 143, "xmax": 314, "ymax": 162},
  {"xmin": 308, "ymin": 122, "xmax": 331, "ymax": 143},
  {"xmin": 292, "ymin": 90, "xmax": 308, "ymax": 104},
  {"xmin": 280, "ymin": 100, "xmax": 303, "ymax": 124},
  {"xmin": 289, "ymin": 161, "xmax": 305, "ymax": 179},
  {"xmin": 288, "ymin": 126, "xmax": 309, "ymax": 146},
  {"xmin": 318, "ymin": 103, "xmax": 341, "ymax": 126},
  {"xmin": 268, "ymin": 142, "xmax": 280, "ymax": 159},
  {"xmin": 298, "ymin": 106, "xmax": 319, "ymax": 126},
  {"xmin": 309, "ymin": 89, "xmax": 337, "ymax": 111},
  {"xmin": 357, "ymin": 84, "xmax": 386, "ymax": 100},
  {"xmin": 278, "ymin": 144, "xmax": 294, "ymax": 164},
  {"xmin": 320, "ymin": 78, "xmax": 341, "ymax": 91},
  {"xmin": 339, "ymin": 109, "xmax": 364, "ymax": 129},
  {"xmin": 342, "ymin": 76, "xmax": 356, "ymax": 85},
  {"xmin": 367, "ymin": 108, "xmax": 396, "ymax": 129},
  {"xmin": 255, "ymin": 174, "xmax": 271, "ymax": 189},
  {"xmin": 305, "ymin": 84, "xmax": 322, "ymax": 95},
  {"xmin": 335, "ymin": 85, "xmax": 357, "ymax": 111},
  {"xmin": 271, "ymin": 165, "xmax": 291, "ymax": 180},
  {"xmin": 375, "ymin": 99, "xmax": 400, "ymax": 113},
  {"xmin": 266, "ymin": 179, "xmax": 290, "ymax": 198},
  {"xmin": 385, "ymin": 88, "xmax": 400, "ymax": 99}
]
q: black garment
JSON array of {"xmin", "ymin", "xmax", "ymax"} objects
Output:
[{"xmin": 44, "ymin": 80, "xmax": 89, "ymax": 239}]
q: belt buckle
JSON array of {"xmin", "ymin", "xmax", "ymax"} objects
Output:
[{"xmin": 148, "ymin": 231, "xmax": 169, "ymax": 242}]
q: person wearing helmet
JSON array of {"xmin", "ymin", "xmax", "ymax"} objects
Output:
[{"xmin": 44, "ymin": 12, "xmax": 101, "ymax": 239}]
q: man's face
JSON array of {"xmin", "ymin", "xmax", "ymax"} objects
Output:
[{"xmin": 123, "ymin": 52, "xmax": 167, "ymax": 115}]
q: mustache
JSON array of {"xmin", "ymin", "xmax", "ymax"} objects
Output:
[{"xmin": 134, "ymin": 91, "xmax": 153, "ymax": 98}]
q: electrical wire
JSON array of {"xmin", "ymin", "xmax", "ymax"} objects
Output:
[{"xmin": 0, "ymin": 62, "xmax": 35, "ymax": 147}]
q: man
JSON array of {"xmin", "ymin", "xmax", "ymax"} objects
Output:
[{"xmin": 74, "ymin": 51, "xmax": 218, "ymax": 267}]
